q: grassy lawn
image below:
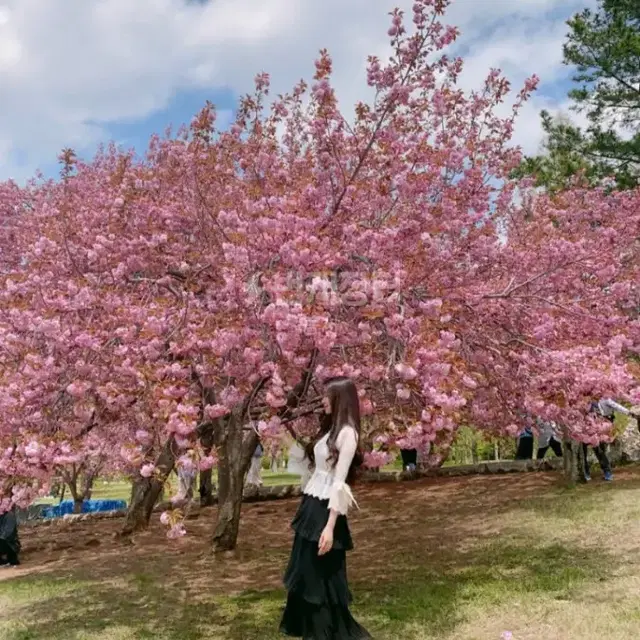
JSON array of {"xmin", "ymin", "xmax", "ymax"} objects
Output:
[
  {"xmin": 34, "ymin": 471, "xmax": 302, "ymax": 506},
  {"xmin": 5, "ymin": 469, "xmax": 640, "ymax": 639}
]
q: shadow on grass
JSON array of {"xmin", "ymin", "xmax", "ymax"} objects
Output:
[
  {"xmin": 0, "ymin": 539, "xmax": 617, "ymax": 640},
  {"xmin": 513, "ymin": 473, "xmax": 640, "ymax": 520}
]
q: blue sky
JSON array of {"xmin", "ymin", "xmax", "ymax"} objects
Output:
[
  {"xmin": 6, "ymin": 87, "xmax": 237, "ymax": 179},
  {"xmin": 98, "ymin": 87, "xmax": 235, "ymax": 156},
  {"xmin": 0, "ymin": 0, "xmax": 597, "ymax": 183}
]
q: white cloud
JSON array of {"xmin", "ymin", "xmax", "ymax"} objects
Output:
[{"xmin": 0, "ymin": 0, "xmax": 598, "ymax": 181}]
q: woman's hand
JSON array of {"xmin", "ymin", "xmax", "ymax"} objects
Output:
[{"xmin": 318, "ymin": 524, "xmax": 334, "ymax": 556}]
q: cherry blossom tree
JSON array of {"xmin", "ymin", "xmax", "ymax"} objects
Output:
[{"xmin": 1, "ymin": 0, "xmax": 638, "ymax": 550}]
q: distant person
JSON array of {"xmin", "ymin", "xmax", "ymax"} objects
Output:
[
  {"xmin": 245, "ymin": 442, "xmax": 264, "ymax": 488},
  {"xmin": 591, "ymin": 398, "xmax": 639, "ymax": 425},
  {"xmin": 536, "ymin": 421, "xmax": 563, "ymax": 459},
  {"xmin": 515, "ymin": 427, "xmax": 534, "ymax": 460},
  {"xmin": 580, "ymin": 440, "xmax": 612, "ymax": 482},
  {"xmin": 0, "ymin": 507, "xmax": 21, "ymax": 567},
  {"xmin": 584, "ymin": 399, "xmax": 640, "ymax": 481},
  {"xmin": 400, "ymin": 448, "xmax": 418, "ymax": 472},
  {"xmin": 174, "ymin": 467, "xmax": 196, "ymax": 504},
  {"xmin": 270, "ymin": 451, "xmax": 283, "ymax": 473},
  {"xmin": 554, "ymin": 432, "xmax": 611, "ymax": 483}
]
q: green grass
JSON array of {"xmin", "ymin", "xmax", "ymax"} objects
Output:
[
  {"xmin": 34, "ymin": 479, "xmax": 132, "ymax": 506},
  {"xmin": 8, "ymin": 470, "xmax": 640, "ymax": 639},
  {"xmin": 260, "ymin": 472, "xmax": 299, "ymax": 487},
  {"xmin": 0, "ymin": 538, "xmax": 614, "ymax": 640},
  {"xmin": 34, "ymin": 472, "xmax": 301, "ymax": 507}
]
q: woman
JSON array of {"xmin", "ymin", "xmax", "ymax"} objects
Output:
[{"xmin": 281, "ymin": 377, "xmax": 371, "ymax": 639}]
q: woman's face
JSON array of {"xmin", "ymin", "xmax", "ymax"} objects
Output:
[{"xmin": 322, "ymin": 394, "xmax": 331, "ymax": 415}]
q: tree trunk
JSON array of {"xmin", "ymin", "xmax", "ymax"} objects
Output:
[
  {"xmin": 563, "ymin": 440, "xmax": 578, "ymax": 485},
  {"xmin": 210, "ymin": 350, "xmax": 317, "ymax": 552},
  {"xmin": 562, "ymin": 429, "xmax": 586, "ymax": 486},
  {"xmin": 471, "ymin": 438, "xmax": 479, "ymax": 464},
  {"xmin": 199, "ymin": 423, "xmax": 216, "ymax": 507},
  {"xmin": 494, "ymin": 441, "xmax": 499, "ymax": 461},
  {"xmin": 50, "ymin": 478, "xmax": 62, "ymax": 499},
  {"xmin": 199, "ymin": 469, "xmax": 215, "ymax": 506},
  {"xmin": 63, "ymin": 463, "xmax": 100, "ymax": 514},
  {"xmin": 120, "ymin": 437, "xmax": 176, "ymax": 536},
  {"xmin": 64, "ymin": 466, "xmax": 83, "ymax": 514},
  {"xmin": 80, "ymin": 470, "xmax": 97, "ymax": 504},
  {"xmin": 196, "ymin": 382, "xmax": 218, "ymax": 507},
  {"xmin": 81, "ymin": 475, "xmax": 94, "ymax": 501},
  {"xmin": 212, "ymin": 412, "xmax": 258, "ymax": 552}
]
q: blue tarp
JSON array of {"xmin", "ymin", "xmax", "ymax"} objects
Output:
[{"xmin": 41, "ymin": 499, "xmax": 127, "ymax": 519}]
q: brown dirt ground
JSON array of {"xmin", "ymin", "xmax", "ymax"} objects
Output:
[{"xmin": 4, "ymin": 471, "xmax": 563, "ymax": 592}]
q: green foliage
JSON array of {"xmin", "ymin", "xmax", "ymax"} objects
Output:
[
  {"xmin": 447, "ymin": 426, "xmax": 515, "ymax": 465},
  {"xmin": 517, "ymin": 0, "xmax": 640, "ymax": 190},
  {"xmin": 565, "ymin": 0, "xmax": 640, "ymax": 127},
  {"xmin": 511, "ymin": 111, "xmax": 603, "ymax": 192}
]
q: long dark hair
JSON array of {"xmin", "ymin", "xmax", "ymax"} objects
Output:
[{"xmin": 305, "ymin": 376, "xmax": 364, "ymax": 484}]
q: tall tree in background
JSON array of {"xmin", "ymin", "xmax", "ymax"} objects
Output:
[{"xmin": 517, "ymin": 0, "xmax": 640, "ymax": 190}]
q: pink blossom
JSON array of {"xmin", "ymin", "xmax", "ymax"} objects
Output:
[
  {"xmin": 204, "ymin": 404, "xmax": 229, "ymax": 420},
  {"xmin": 167, "ymin": 523, "xmax": 187, "ymax": 539},
  {"xmin": 363, "ymin": 450, "xmax": 392, "ymax": 469},
  {"xmin": 177, "ymin": 455, "xmax": 196, "ymax": 474},
  {"xmin": 359, "ymin": 398, "xmax": 374, "ymax": 416},
  {"xmin": 24, "ymin": 442, "xmax": 41, "ymax": 458},
  {"xmin": 135, "ymin": 430, "xmax": 152, "ymax": 445},
  {"xmin": 462, "ymin": 376, "xmax": 478, "ymax": 389},
  {"xmin": 199, "ymin": 455, "xmax": 216, "ymax": 471},
  {"xmin": 396, "ymin": 387, "xmax": 411, "ymax": 401},
  {"xmin": 395, "ymin": 363, "xmax": 418, "ymax": 381},
  {"xmin": 140, "ymin": 464, "xmax": 156, "ymax": 478}
]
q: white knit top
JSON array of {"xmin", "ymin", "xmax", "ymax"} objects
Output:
[{"xmin": 288, "ymin": 425, "xmax": 358, "ymax": 516}]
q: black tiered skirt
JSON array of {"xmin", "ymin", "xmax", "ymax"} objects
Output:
[{"xmin": 280, "ymin": 494, "xmax": 372, "ymax": 639}]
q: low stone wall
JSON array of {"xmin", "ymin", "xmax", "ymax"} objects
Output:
[
  {"xmin": 423, "ymin": 458, "xmax": 564, "ymax": 477},
  {"xmin": 21, "ymin": 508, "xmax": 127, "ymax": 529},
  {"xmin": 21, "ymin": 458, "xmax": 566, "ymax": 528},
  {"xmin": 16, "ymin": 504, "xmax": 48, "ymax": 524}
]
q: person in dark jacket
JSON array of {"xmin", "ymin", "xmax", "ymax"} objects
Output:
[
  {"xmin": 515, "ymin": 427, "xmax": 534, "ymax": 460},
  {"xmin": 0, "ymin": 508, "xmax": 21, "ymax": 566},
  {"xmin": 400, "ymin": 448, "xmax": 418, "ymax": 472}
]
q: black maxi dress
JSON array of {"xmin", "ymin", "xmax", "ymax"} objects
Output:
[{"xmin": 280, "ymin": 432, "xmax": 371, "ymax": 639}]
